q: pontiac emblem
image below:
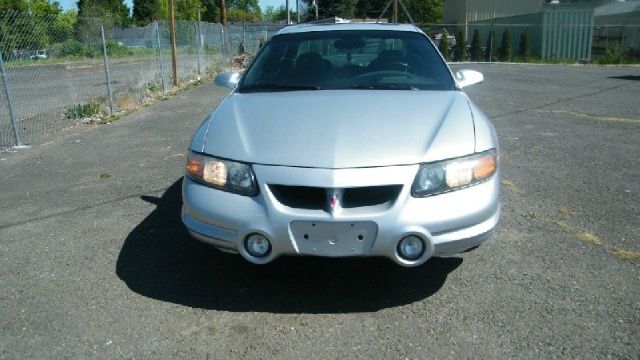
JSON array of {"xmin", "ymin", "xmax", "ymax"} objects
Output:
[{"xmin": 327, "ymin": 189, "xmax": 342, "ymax": 215}]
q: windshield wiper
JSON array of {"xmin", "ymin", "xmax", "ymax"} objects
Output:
[
  {"xmin": 238, "ymin": 83, "xmax": 323, "ymax": 92},
  {"xmin": 342, "ymin": 84, "xmax": 419, "ymax": 90}
]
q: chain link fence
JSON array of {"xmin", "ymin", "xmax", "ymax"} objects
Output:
[
  {"xmin": 0, "ymin": 11, "xmax": 284, "ymax": 151},
  {"xmin": 4, "ymin": 14, "xmax": 638, "ymax": 151}
]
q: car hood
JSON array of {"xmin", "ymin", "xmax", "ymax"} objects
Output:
[{"xmin": 199, "ymin": 90, "xmax": 475, "ymax": 168}]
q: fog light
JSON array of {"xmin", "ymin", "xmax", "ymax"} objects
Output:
[
  {"xmin": 397, "ymin": 235, "xmax": 425, "ymax": 261},
  {"xmin": 245, "ymin": 233, "xmax": 271, "ymax": 258}
]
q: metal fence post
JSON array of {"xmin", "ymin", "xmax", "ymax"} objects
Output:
[
  {"xmin": 242, "ymin": 23, "xmax": 246, "ymax": 50},
  {"xmin": 156, "ymin": 21, "xmax": 166, "ymax": 93},
  {"xmin": 221, "ymin": 25, "xmax": 226, "ymax": 57},
  {"xmin": 100, "ymin": 25, "xmax": 115, "ymax": 116},
  {"xmin": 195, "ymin": 22, "xmax": 201, "ymax": 77},
  {"xmin": 0, "ymin": 50, "xmax": 23, "ymax": 147}
]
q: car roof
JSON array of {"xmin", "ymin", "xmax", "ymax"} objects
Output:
[{"xmin": 275, "ymin": 23, "xmax": 424, "ymax": 36}]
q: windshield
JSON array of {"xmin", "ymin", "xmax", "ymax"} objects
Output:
[{"xmin": 238, "ymin": 30, "xmax": 455, "ymax": 92}]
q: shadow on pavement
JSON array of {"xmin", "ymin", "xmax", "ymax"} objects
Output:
[
  {"xmin": 116, "ymin": 178, "xmax": 462, "ymax": 313},
  {"xmin": 609, "ymin": 75, "xmax": 640, "ymax": 81}
]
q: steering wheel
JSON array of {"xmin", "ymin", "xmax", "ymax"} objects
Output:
[{"xmin": 385, "ymin": 61, "xmax": 410, "ymax": 73}]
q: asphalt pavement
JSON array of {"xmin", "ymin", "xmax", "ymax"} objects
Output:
[{"xmin": 0, "ymin": 64, "xmax": 638, "ymax": 358}]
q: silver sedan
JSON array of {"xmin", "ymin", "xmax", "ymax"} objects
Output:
[{"xmin": 182, "ymin": 23, "xmax": 499, "ymax": 267}]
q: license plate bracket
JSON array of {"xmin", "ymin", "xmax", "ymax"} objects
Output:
[{"xmin": 290, "ymin": 220, "xmax": 378, "ymax": 256}]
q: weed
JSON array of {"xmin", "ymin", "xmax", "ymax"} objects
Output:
[
  {"xmin": 64, "ymin": 101, "xmax": 102, "ymax": 119},
  {"xmin": 577, "ymin": 231, "xmax": 603, "ymax": 246},
  {"xmin": 99, "ymin": 173, "xmax": 112, "ymax": 179},
  {"xmin": 522, "ymin": 212, "xmax": 542, "ymax": 220},
  {"xmin": 552, "ymin": 219, "xmax": 573, "ymax": 232},
  {"xmin": 501, "ymin": 179, "xmax": 519, "ymax": 192},
  {"xmin": 116, "ymin": 94, "xmax": 139, "ymax": 112},
  {"xmin": 98, "ymin": 115, "xmax": 119, "ymax": 124},
  {"xmin": 613, "ymin": 248, "xmax": 640, "ymax": 261}
]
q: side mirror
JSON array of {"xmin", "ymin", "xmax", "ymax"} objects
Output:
[
  {"xmin": 455, "ymin": 69, "xmax": 484, "ymax": 88},
  {"xmin": 214, "ymin": 71, "xmax": 241, "ymax": 89}
]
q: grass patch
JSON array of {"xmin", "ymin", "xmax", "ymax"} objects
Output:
[
  {"xmin": 576, "ymin": 231, "xmax": 603, "ymax": 246},
  {"xmin": 552, "ymin": 219, "xmax": 573, "ymax": 232},
  {"xmin": 613, "ymin": 248, "xmax": 640, "ymax": 261},
  {"xmin": 99, "ymin": 172, "xmax": 112, "ymax": 179},
  {"xmin": 522, "ymin": 212, "xmax": 542, "ymax": 220}
]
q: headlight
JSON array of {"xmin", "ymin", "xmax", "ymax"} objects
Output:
[
  {"xmin": 186, "ymin": 151, "xmax": 258, "ymax": 196},
  {"xmin": 412, "ymin": 149, "xmax": 497, "ymax": 197}
]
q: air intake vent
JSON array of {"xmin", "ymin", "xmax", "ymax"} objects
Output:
[{"xmin": 269, "ymin": 185, "xmax": 402, "ymax": 211}]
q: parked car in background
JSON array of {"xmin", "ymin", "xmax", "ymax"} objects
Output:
[
  {"xmin": 182, "ymin": 23, "xmax": 500, "ymax": 267},
  {"xmin": 29, "ymin": 50, "xmax": 47, "ymax": 60}
]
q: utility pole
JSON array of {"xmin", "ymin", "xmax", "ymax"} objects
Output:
[
  {"xmin": 169, "ymin": 0, "xmax": 179, "ymax": 87},
  {"xmin": 220, "ymin": 0, "xmax": 227, "ymax": 25},
  {"xmin": 296, "ymin": 0, "xmax": 300, "ymax": 23},
  {"xmin": 286, "ymin": 0, "xmax": 290, "ymax": 24},
  {"xmin": 313, "ymin": 0, "xmax": 318, "ymax": 20},
  {"xmin": 393, "ymin": 0, "xmax": 398, "ymax": 23}
]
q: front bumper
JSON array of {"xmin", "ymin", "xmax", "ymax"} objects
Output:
[{"xmin": 182, "ymin": 163, "xmax": 500, "ymax": 267}]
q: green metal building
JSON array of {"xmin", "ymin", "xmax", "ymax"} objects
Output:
[{"xmin": 444, "ymin": 0, "xmax": 628, "ymax": 60}]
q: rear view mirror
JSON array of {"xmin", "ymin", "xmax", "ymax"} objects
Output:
[
  {"xmin": 455, "ymin": 69, "xmax": 484, "ymax": 88},
  {"xmin": 214, "ymin": 71, "xmax": 241, "ymax": 89},
  {"xmin": 334, "ymin": 37, "xmax": 366, "ymax": 50}
]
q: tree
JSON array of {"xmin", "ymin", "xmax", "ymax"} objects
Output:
[
  {"xmin": 227, "ymin": 7, "xmax": 260, "ymax": 21},
  {"xmin": 484, "ymin": 28, "xmax": 495, "ymax": 62},
  {"xmin": 201, "ymin": 0, "xmax": 218, "ymax": 21},
  {"xmin": 227, "ymin": 0, "xmax": 260, "ymax": 15},
  {"xmin": 519, "ymin": 29, "xmax": 531, "ymax": 62},
  {"xmin": 133, "ymin": 0, "xmax": 161, "ymax": 25},
  {"xmin": 401, "ymin": 0, "xmax": 443, "ymax": 24},
  {"xmin": 355, "ymin": 0, "xmax": 384, "ymax": 20},
  {"xmin": 31, "ymin": 0, "xmax": 62, "ymax": 16},
  {"xmin": 76, "ymin": 0, "xmax": 130, "ymax": 46},
  {"xmin": 264, "ymin": 5, "xmax": 297, "ymax": 22},
  {"xmin": 49, "ymin": 10, "xmax": 77, "ymax": 42},
  {"xmin": 353, "ymin": 0, "xmax": 443, "ymax": 23},
  {"xmin": 174, "ymin": 0, "xmax": 202, "ymax": 20},
  {"xmin": 470, "ymin": 28, "xmax": 482, "ymax": 61},
  {"xmin": 438, "ymin": 31, "xmax": 450, "ymax": 60},
  {"xmin": 77, "ymin": 0, "xmax": 130, "ymax": 26},
  {"xmin": 498, "ymin": 28, "xmax": 511, "ymax": 62},
  {"xmin": 301, "ymin": 0, "xmax": 357, "ymax": 20},
  {"xmin": 453, "ymin": 29, "xmax": 466, "ymax": 62},
  {"xmin": 0, "ymin": 0, "xmax": 28, "ymax": 12}
]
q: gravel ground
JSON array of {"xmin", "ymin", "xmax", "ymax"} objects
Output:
[{"xmin": 0, "ymin": 64, "xmax": 638, "ymax": 359}]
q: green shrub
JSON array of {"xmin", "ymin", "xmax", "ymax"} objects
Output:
[
  {"xmin": 596, "ymin": 43, "xmax": 635, "ymax": 64},
  {"xmin": 498, "ymin": 29, "xmax": 512, "ymax": 62},
  {"xmin": 484, "ymin": 29, "xmax": 496, "ymax": 62},
  {"xmin": 106, "ymin": 41, "xmax": 134, "ymax": 56},
  {"xmin": 470, "ymin": 29, "xmax": 482, "ymax": 61},
  {"xmin": 519, "ymin": 30, "xmax": 531, "ymax": 62},
  {"xmin": 454, "ymin": 30, "xmax": 467, "ymax": 62},
  {"xmin": 51, "ymin": 39, "xmax": 97, "ymax": 58}
]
